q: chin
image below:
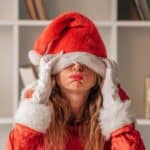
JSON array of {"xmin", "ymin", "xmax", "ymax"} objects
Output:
[{"xmin": 70, "ymin": 81, "xmax": 84, "ymax": 88}]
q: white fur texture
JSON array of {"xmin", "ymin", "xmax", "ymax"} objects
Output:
[
  {"xmin": 52, "ymin": 52, "xmax": 106, "ymax": 77},
  {"xmin": 15, "ymin": 100, "xmax": 52, "ymax": 133},
  {"xmin": 99, "ymin": 100, "xmax": 134, "ymax": 140},
  {"xmin": 28, "ymin": 50, "xmax": 106, "ymax": 77},
  {"xmin": 28, "ymin": 50, "xmax": 42, "ymax": 65}
]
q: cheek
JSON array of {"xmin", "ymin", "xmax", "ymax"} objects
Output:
[
  {"xmin": 56, "ymin": 74, "xmax": 62, "ymax": 86},
  {"xmin": 55, "ymin": 72, "xmax": 68, "ymax": 87},
  {"xmin": 91, "ymin": 75, "xmax": 97, "ymax": 86},
  {"xmin": 86, "ymin": 73, "xmax": 97, "ymax": 87}
]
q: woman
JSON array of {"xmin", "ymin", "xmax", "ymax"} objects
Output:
[{"xmin": 6, "ymin": 12, "xmax": 145, "ymax": 150}]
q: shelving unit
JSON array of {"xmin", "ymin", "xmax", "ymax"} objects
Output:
[{"xmin": 0, "ymin": 0, "xmax": 150, "ymax": 149}]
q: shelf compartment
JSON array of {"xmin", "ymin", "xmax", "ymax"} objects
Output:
[
  {"xmin": 0, "ymin": 0, "xmax": 16, "ymax": 21},
  {"xmin": 19, "ymin": 26, "xmax": 44, "ymax": 92},
  {"xmin": 19, "ymin": 0, "xmax": 112, "ymax": 21},
  {"xmin": 136, "ymin": 124, "xmax": 150, "ymax": 149},
  {"xmin": 0, "ymin": 27, "xmax": 14, "ymax": 118},
  {"xmin": 18, "ymin": 20, "xmax": 113, "ymax": 27},
  {"xmin": 118, "ymin": 27, "xmax": 150, "ymax": 118},
  {"xmin": 117, "ymin": 21, "xmax": 150, "ymax": 27},
  {"xmin": 19, "ymin": 26, "xmax": 44, "ymax": 66},
  {"xmin": 137, "ymin": 119, "xmax": 150, "ymax": 125},
  {"xmin": 0, "ymin": 124, "xmax": 12, "ymax": 149},
  {"xmin": 117, "ymin": 0, "xmax": 141, "ymax": 21},
  {"xmin": 0, "ymin": 118, "xmax": 13, "ymax": 124},
  {"xmin": 97, "ymin": 26, "xmax": 113, "ymax": 58},
  {"xmin": 0, "ymin": 21, "xmax": 14, "ymax": 26}
]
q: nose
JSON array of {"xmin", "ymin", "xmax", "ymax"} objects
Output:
[{"xmin": 72, "ymin": 63, "xmax": 84, "ymax": 72}]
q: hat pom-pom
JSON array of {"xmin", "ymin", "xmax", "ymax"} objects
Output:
[{"xmin": 28, "ymin": 50, "xmax": 41, "ymax": 65}]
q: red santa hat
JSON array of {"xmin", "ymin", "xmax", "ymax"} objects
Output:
[
  {"xmin": 28, "ymin": 11, "xmax": 129, "ymax": 100},
  {"xmin": 28, "ymin": 11, "xmax": 107, "ymax": 77}
]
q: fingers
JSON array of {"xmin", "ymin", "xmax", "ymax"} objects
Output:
[
  {"xmin": 39, "ymin": 51, "xmax": 63, "ymax": 71},
  {"xmin": 103, "ymin": 58, "xmax": 119, "ymax": 83},
  {"xmin": 38, "ymin": 52, "xmax": 63, "ymax": 85},
  {"xmin": 47, "ymin": 51, "xmax": 63, "ymax": 68},
  {"xmin": 40, "ymin": 55, "xmax": 53, "ymax": 66},
  {"xmin": 103, "ymin": 58, "xmax": 117, "ymax": 69},
  {"xmin": 102, "ymin": 59, "xmax": 111, "ymax": 69}
]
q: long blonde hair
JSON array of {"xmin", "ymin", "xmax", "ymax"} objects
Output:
[{"xmin": 44, "ymin": 77, "xmax": 105, "ymax": 150}]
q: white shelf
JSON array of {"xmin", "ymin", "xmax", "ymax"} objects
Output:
[
  {"xmin": 0, "ymin": 118, "xmax": 13, "ymax": 124},
  {"xmin": 0, "ymin": 21, "xmax": 14, "ymax": 26},
  {"xmin": 18, "ymin": 20, "xmax": 113, "ymax": 27},
  {"xmin": 117, "ymin": 21, "xmax": 150, "ymax": 27},
  {"xmin": 94, "ymin": 21, "xmax": 113, "ymax": 27},
  {"xmin": 19, "ymin": 20, "xmax": 52, "ymax": 26},
  {"xmin": 137, "ymin": 119, "xmax": 150, "ymax": 125}
]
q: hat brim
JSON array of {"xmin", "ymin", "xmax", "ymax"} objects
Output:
[
  {"xmin": 28, "ymin": 50, "xmax": 106, "ymax": 77},
  {"xmin": 53, "ymin": 52, "xmax": 106, "ymax": 77}
]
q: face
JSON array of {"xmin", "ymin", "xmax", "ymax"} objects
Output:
[{"xmin": 56, "ymin": 63, "xmax": 97, "ymax": 94}]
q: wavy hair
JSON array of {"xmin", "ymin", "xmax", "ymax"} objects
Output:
[{"xmin": 44, "ymin": 77, "xmax": 104, "ymax": 150}]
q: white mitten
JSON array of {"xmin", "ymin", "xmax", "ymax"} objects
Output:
[
  {"xmin": 32, "ymin": 52, "xmax": 63, "ymax": 104},
  {"xmin": 99, "ymin": 59, "xmax": 134, "ymax": 140}
]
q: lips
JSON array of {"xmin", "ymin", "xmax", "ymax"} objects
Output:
[{"xmin": 69, "ymin": 74, "xmax": 83, "ymax": 80}]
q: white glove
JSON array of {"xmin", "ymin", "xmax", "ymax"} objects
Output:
[
  {"xmin": 32, "ymin": 52, "xmax": 63, "ymax": 104},
  {"xmin": 101, "ymin": 59, "xmax": 120, "ymax": 107},
  {"xmin": 100, "ymin": 58, "xmax": 133, "ymax": 139}
]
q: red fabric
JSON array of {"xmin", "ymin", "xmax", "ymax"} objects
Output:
[
  {"xmin": 108, "ymin": 124, "xmax": 145, "ymax": 150},
  {"xmin": 6, "ymin": 123, "xmax": 44, "ymax": 150},
  {"xmin": 6, "ymin": 123, "xmax": 145, "ymax": 150},
  {"xmin": 118, "ymin": 84, "xmax": 129, "ymax": 102},
  {"xmin": 33, "ymin": 12, "xmax": 107, "ymax": 58},
  {"xmin": 66, "ymin": 125, "xmax": 83, "ymax": 150}
]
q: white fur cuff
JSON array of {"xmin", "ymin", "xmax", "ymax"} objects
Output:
[
  {"xmin": 15, "ymin": 100, "xmax": 52, "ymax": 133},
  {"xmin": 99, "ymin": 100, "xmax": 134, "ymax": 140}
]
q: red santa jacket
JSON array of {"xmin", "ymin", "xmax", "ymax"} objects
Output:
[
  {"xmin": 6, "ymin": 85, "xmax": 145, "ymax": 150},
  {"xmin": 6, "ymin": 123, "xmax": 145, "ymax": 150}
]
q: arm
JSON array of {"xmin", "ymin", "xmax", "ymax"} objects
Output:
[
  {"xmin": 6, "ymin": 123, "xmax": 44, "ymax": 150},
  {"xmin": 6, "ymin": 82, "xmax": 50, "ymax": 150},
  {"xmin": 99, "ymin": 59, "xmax": 145, "ymax": 150},
  {"xmin": 104, "ymin": 124, "xmax": 145, "ymax": 150},
  {"xmin": 6, "ymin": 54, "xmax": 62, "ymax": 149}
]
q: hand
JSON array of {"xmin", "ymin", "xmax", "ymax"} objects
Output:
[
  {"xmin": 101, "ymin": 59, "xmax": 120, "ymax": 107},
  {"xmin": 100, "ymin": 59, "xmax": 133, "ymax": 139},
  {"xmin": 32, "ymin": 52, "xmax": 63, "ymax": 104}
]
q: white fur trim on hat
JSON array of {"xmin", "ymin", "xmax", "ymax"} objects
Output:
[
  {"xmin": 28, "ymin": 50, "xmax": 42, "ymax": 65},
  {"xmin": 15, "ymin": 100, "xmax": 52, "ymax": 133},
  {"xmin": 28, "ymin": 51, "xmax": 106, "ymax": 77},
  {"xmin": 99, "ymin": 100, "xmax": 135, "ymax": 140},
  {"xmin": 53, "ymin": 52, "xmax": 106, "ymax": 77}
]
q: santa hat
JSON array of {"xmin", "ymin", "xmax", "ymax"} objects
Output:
[
  {"xmin": 28, "ymin": 11, "xmax": 107, "ymax": 77},
  {"xmin": 28, "ymin": 11, "xmax": 129, "ymax": 100}
]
